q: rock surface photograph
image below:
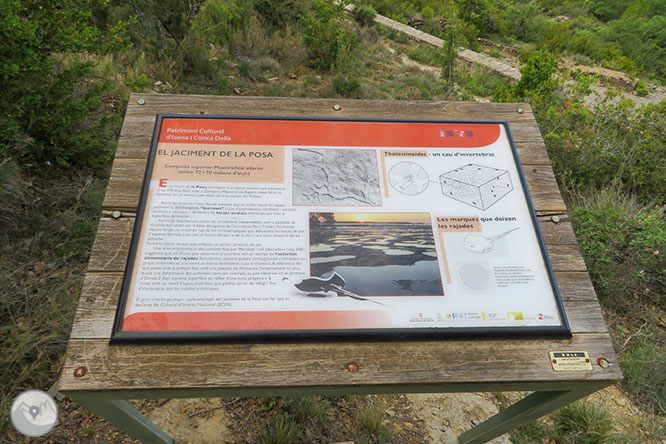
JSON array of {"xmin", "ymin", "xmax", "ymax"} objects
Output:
[{"xmin": 293, "ymin": 148, "xmax": 381, "ymax": 206}]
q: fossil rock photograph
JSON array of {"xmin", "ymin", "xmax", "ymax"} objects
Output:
[{"xmin": 293, "ymin": 148, "xmax": 381, "ymax": 206}]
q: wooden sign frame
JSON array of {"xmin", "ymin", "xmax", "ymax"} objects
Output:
[{"xmin": 110, "ymin": 114, "xmax": 571, "ymax": 343}]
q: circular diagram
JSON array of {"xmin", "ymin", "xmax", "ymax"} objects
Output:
[
  {"xmin": 388, "ymin": 162, "xmax": 429, "ymax": 195},
  {"xmin": 11, "ymin": 390, "xmax": 58, "ymax": 437},
  {"xmin": 459, "ymin": 263, "xmax": 489, "ymax": 291}
]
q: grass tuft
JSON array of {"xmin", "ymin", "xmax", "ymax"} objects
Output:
[
  {"xmin": 621, "ymin": 331, "xmax": 666, "ymax": 416},
  {"xmin": 258, "ymin": 416, "xmax": 298, "ymax": 444},
  {"xmin": 283, "ymin": 396, "xmax": 329, "ymax": 424},
  {"xmin": 511, "ymin": 402, "xmax": 621, "ymax": 444},
  {"xmin": 553, "ymin": 402, "xmax": 618, "ymax": 444},
  {"xmin": 0, "ymin": 169, "xmax": 107, "ymax": 435}
]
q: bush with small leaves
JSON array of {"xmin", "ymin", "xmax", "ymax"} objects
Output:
[
  {"xmin": 353, "ymin": 4, "xmax": 377, "ymax": 27},
  {"xmin": 0, "ymin": 0, "xmax": 130, "ymax": 169},
  {"xmin": 635, "ymin": 79, "xmax": 650, "ymax": 97},
  {"xmin": 301, "ymin": 0, "xmax": 358, "ymax": 71},
  {"xmin": 333, "ymin": 73, "xmax": 362, "ymax": 98}
]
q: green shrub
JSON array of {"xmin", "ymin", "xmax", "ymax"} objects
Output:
[
  {"xmin": 421, "ymin": 6, "xmax": 434, "ymax": 20},
  {"xmin": 621, "ymin": 331, "xmax": 666, "ymax": 415},
  {"xmin": 457, "ymin": 66, "xmax": 506, "ymax": 97},
  {"xmin": 543, "ymin": 97, "xmax": 666, "ymax": 204},
  {"xmin": 607, "ymin": 15, "xmax": 666, "ymax": 79},
  {"xmin": 494, "ymin": 53, "xmax": 558, "ymax": 101},
  {"xmin": 501, "ymin": 0, "xmax": 549, "ymax": 42},
  {"xmin": 333, "ymin": 73, "xmax": 362, "ymax": 97},
  {"xmin": 382, "ymin": 26, "xmax": 409, "ymax": 43},
  {"xmin": 125, "ymin": 73, "xmax": 154, "ymax": 91},
  {"xmin": 353, "ymin": 4, "xmax": 377, "ymax": 27},
  {"xmin": 238, "ymin": 60, "xmax": 259, "ymax": 81},
  {"xmin": 457, "ymin": 0, "xmax": 495, "ymax": 36},
  {"xmin": 301, "ymin": 0, "xmax": 358, "ymax": 71},
  {"xmin": 303, "ymin": 74, "xmax": 322, "ymax": 87},
  {"xmin": 254, "ymin": 0, "xmax": 306, "ymax": 33},
  {"xmin": 590, "ymin": 0, "xmax": 629, "ymax": 22},
  {"xmin": 571, "ymin": 193, "xmax": 666, "ymax": 312},
  {"xmin": 635, "ymin": 79, "xmax": 650, "ymax": 97},
  {"xmin": 0, "ymin": 0, "xmax": 129, "ymax": 169},
  {"xmin": 407, "ymin": 45, "xmax": 444, "ymax": 65},
  {"xmin": 257, "ymin": 56, "xmax": 282, "ymax": 75},
  {"xmin": 515, "ymin": 53, "xmax": 558, "ymax": 98},
  {"xmin": 188, "ymin": 0, "xmax": 253, "ymax": 61}
]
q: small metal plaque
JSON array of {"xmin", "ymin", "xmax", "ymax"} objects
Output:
[{"xmin": 550, "ymin": 351, "xmax": 593, "ymax": 371}]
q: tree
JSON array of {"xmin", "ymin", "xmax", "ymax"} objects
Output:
[
  {"xmin": 300, "ymin": 0, "xmax": 358, "ymax": 71},
  {"xmin": 0, "ymin": 0, "xmax": 130, "ymax": 168}
]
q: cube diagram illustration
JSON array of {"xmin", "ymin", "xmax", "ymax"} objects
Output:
[{"xmin": 440, "ymin": 164, "xmax": 513, "ymax": 210}]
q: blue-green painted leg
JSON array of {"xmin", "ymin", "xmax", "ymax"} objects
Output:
[
  {"xmin": 458, "ymin": 388, "xmax": 601, "ymax": 444},
  {"xmin": 69, "ymin": 393, "xmax": 174, "ymax": 444}
]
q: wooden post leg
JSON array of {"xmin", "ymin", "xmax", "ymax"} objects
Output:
[
  {"xmin": 69, "ymin": 393, "xmax": 174, "ymax": 444},
  {"xmin": 458, "ymin": 388, "xmax": 600, "ymax": 444}
]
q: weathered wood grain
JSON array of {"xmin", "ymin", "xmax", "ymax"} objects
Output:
[
  {"xmin": 537, "ymin": 217, "xmax": 577, "ymax": 245},
  {"xmin": 88, "ymin": 218, "xmax": 134, "ymax": 272},
  {"xmin": 125, "ymin": 94, "xmax": 536, "ymax": 120},
  {"xmin": 102, "ymin": 159, "xmax": 566, "ymax": 214},
  {"xmin": 58, "ymin": 332, "xmax": 621, "ymax": 393},
  {"xmin": 546, "ymin": 244, "xmax": 588, "ymax": 271}
]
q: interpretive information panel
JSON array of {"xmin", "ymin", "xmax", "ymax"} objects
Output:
[{"xmin": 111, "ymin": 115, "xmax": 570, "ymax": 342}]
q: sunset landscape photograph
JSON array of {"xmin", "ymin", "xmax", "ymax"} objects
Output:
[{"xmin": 309, "ymin": 212, "xmax": 444, "ymax": 296}]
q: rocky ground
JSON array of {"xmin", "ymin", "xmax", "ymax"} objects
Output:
[{"xmin": 6, "ymin": 383, "xmax": 653, "ymax": 444}]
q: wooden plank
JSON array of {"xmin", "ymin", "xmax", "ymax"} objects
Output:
[
  {"xmin": 68, "ymin": 273, "xmax": 122, "ymax": 339},
  {"xmin": 102, "ymin": 159, "xmax": 146, "ymax": 211},
  {"xmin": 547, "ymin": 245, "xmax": 587, "ymax": 272},
  {"xmin": 88, "ymin": 218, "xmax": 134, "ymax": 272},
  {"xmin": 518, "ymin": 164, "xmax": 566, "ymax": 214},
  {"xmin": 537, "ymin": 217, "xmax": 577, "ymax": 245},
  {"xmin": 57, "ymin": 380, "xmax": 612, "ymax": 400},
  {"xmin": 68, "ymin": 269, "xmax": 608, "ymax": 341},
  {"xmin": 58, "ymin": 332, "xmax": 621, "ymax": 393},
  {"xmin": 102, "ymin": 159, "xmax": 566, "ymax": 214},
  {"xmin": 127, "ymin": 93, "xmax": 537, "ymax": 121},
  {"xmin": 115, "ymin": 94, "xmax": 550, "ymax": 165},
  {"xmin": 87, "ymin": 218, "xmax": 578, "ymax": 273}
]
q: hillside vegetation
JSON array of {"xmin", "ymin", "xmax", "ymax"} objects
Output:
[
  {"xmin": 360, "ymin": 0, "xmax": 666, "ymax": 83},
  {"xmin": 1, "ymin": 1, "xmax": 664, "ymax": 443}
]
